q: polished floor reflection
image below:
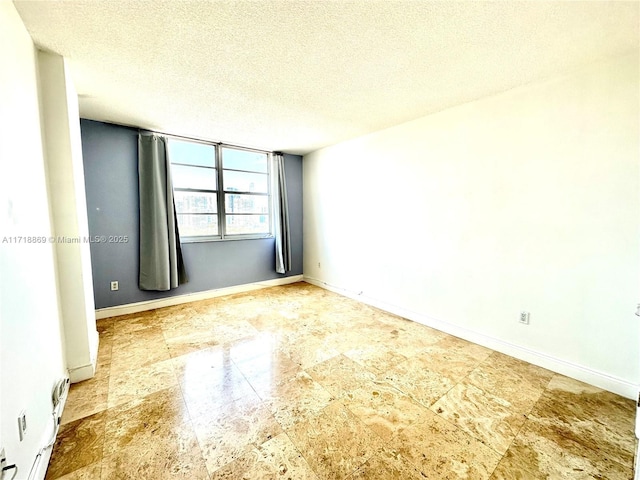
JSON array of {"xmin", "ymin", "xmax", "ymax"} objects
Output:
[{"xmin": 47, "ymin": 282, "xmax": 636, "ymax": 479}]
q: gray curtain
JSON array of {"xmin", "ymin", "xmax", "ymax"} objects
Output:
[
  {"xmin": 274, "ymin": 153, "xmax": 291, "ymax": 274},
  {"xmin": 138, "ymin": 133, "xmax": 188, "ymax": 290}
]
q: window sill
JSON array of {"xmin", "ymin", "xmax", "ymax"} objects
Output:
[{"xmin": 180, "ymin": 234, "xmax": 274, "ymax": 244}]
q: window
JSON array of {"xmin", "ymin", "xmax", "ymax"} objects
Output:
[{"xmin": 168, "ymin": 139, "xmax": 271, "ymax": 240}]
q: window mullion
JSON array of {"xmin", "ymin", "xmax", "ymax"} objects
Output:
[{"xmin": 216, "ymin": 144, "xmax": 226, "ymax": 238}]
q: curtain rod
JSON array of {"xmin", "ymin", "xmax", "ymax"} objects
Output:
[{"xmin": 138, "ymin": 128, "xmax": 275, "ymax": 155}]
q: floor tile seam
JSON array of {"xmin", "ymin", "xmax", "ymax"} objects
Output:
[
  {"xmin": 262, "ymin": 387, "xmax": 337, "ymax": 432},
  {"xmin": 486, "ymin": 416, "xmax": 536, "ymax": 479},
  {"xmin": 73, "ymin": 364, "xmax": 112, "ymax": 387},
  {"xmin": 62, "ymin": 413, "xmax": 107, "ymax": 480},
  {"xmin": 108, "ymin": 350, "xmax": 172, "ymax": 375},
  {"xmin": 351, "ymin": 374, "xmax": 416, "ymax": 399},
  {"xmin": 372, "ymin": 440, "xmax": 432, "ymax": 480},
  {"xmin": 100, "ymin": 385, "xmax": 188, "ymax": 449},
  {"xmin": 61, "ymin": 400, "xmax": 110, "ymax": 427},
  {"xmin": 381, "ymin": 376, "xmax": 449, "ymax": 411},
  {"xmin": 423, "ymin": 385, "xmax": 511, "ymax": 460},
  {"xmin": 184, "ymin": 390, "xmax": 278, "ymax": 439},
  {"xmin": 97, "ymin": 353, "xmax": 114, "ymax": 363},
  {"xmin": 284, "ymin": 399, "xmax": 382, "ymax": 480},
  {"xmin": 106, "ymin": 349, "xmax": 180, "ymax": 406},
  {"xmin": 394, "ymin": 346, "xmax": 480, "ymax": 385},
  {"xmin": 110, "ymin": 324, "xmax": 160, "ymax": 342},
  {"xmin": 96, "ymin": 350, "xmax": 114, "ymax": 364},
  {"xmin": 97, "ymin": 334, "xmax": 115, "ymax": 346},
  {"xmin": 110, "ymin": 335, "xmax": 168, "ymax": 350},
  {"xmin": 391, "ymin": 346, "xmax": 427, "ymax": 367},
  {"xmin": 99, "ymin": 443, "xmax": 207, "ymax": 480},
  {"xmin": 96, "ymin": 347, "xmax": 113, "ymax": 366},
  {"xmin": 278, "ymin": 430, "xmax": 323, "ymax": 480},
  {"xmin": 437, "ymin": 349, "xmax": 513, "ymax": 401},
  {"xmin": 334, "ymin": 390, "xmax": 436, "ymax": 453},
  {"xmin": 233, "ymin": 347, "xmax": 334, "ymax": 406},
  {"xmin": 340, "ymin": 351, "xmax": 396, "ymax": 380},
  {"xmin": 334, "ymin": 378, "xmax": 435, "ymax": 432},
  {"xmin": 49, "ymin": 459, "xmax": 104, "ymax": 480},
  {"xmin": 463, "ymin": 369, "xmax": 551, "ymax": 409},
  {"xmin": 97, "ymin": 335, "xmax": 114, "ymax": 352},
  {"xmin": 487, "ymin": 455, "xmax": 540, "ymax": 480},
  {"xmin": 429, "ymin": 385, "xmax": 542, "ymax": 460},
  {"xmin": 226, "ymin": 347, "xmax": 281, "ymax": 402},
  {"xmin": 509, "ymin": 382, "xmax": 550, "ymax": 438},
  {"xmin": 414, "ymin": 362, "xmax": 468, "ymax": 410},
  {"xmin": 100, "ymin": 394, "xmax": 211, "ymax": 479},
  {"xmin": 442, "ymin": 363, "xmax": 549, "ymax": 422},
  {"xmin": 228, "ymin": 343, "xmax": 299, "ymax": 378},
  {"xmin": 170, "ymin": 357, "xmax": 221, "ymax": 432},
  {"xmin": 192, "ymin": 425, "xmax": 256, "ymax": 479},
  {"xmin": 62, "ymin": 355, "xmax": 112, "ymax": 428}
]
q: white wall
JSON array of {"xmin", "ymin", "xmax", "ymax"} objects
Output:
[
  {"xmin": 0, "ymin": 2, "xmax": 67, "ymax": 477},
  {"xmin": 39, "ymin": 51, "xmax": 98, "ymax": 383},
  {"xmin": 304, "ymin": 54, "xmax": 640, "ymax": 398}
]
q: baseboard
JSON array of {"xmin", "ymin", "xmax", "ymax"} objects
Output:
[
  {"xmin": 95, "ymin": 275, "xmax": 304, "ymax": 319},
  {"xmin": 304, "ymin": 275, "xmax": 638, "ymax": 399},
  {"xmin": 68, "ymin": 362, "xmax": 96, "ymax": 383}
]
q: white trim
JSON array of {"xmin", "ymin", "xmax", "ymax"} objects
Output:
[
  {"xmin": 304, "ymin": 275, "xmax": 639, "ymax": 400},
  {"xmin": 68, "ymin": 362, "xmax": 96, "ymax": 383},
  {"xmin": 95, "ymin": 275, "xmax": 304, "ymax": 319}
]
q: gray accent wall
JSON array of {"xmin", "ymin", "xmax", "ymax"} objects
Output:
[{"xmin": 81, "ymin": 119, "xmax": 303, "ymax": 309}]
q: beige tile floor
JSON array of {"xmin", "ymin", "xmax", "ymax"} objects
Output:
[{"xmin": 47, "ymin": 282, "xmax": 637, "ymax": 479}]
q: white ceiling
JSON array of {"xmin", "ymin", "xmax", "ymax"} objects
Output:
[{"xmin": 13, "ymin": 1, "xmax": 640, "ymax": 155}]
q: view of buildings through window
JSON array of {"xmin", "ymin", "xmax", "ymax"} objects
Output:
[{"xmin": 168, "ymin": 139, "xmax": 270, "ymax": 239}]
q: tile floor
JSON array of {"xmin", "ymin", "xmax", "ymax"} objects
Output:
[{"xmin": 47, "ymin": 282, "xmax": 636, "ymax": 479}]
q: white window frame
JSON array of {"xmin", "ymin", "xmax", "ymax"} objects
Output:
[{"xmin": 168, "ymin": 136, "xmax": 273, "ymax": 242}]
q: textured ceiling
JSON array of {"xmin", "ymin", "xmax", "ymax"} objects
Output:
[{"xmin": 13, "ymin": 1, "xmax": 640, "ymax": 154}]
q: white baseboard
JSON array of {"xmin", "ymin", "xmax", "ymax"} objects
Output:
[
  {"xmin": 304, "ymin": 275, "xmax": 638, "ymax": 400},
  {"xmin": 95, "ymin": 275, "xmax": 304, "ymax": 319},
  {"xmin": 31, "ymin": 441, "xmax": 53, "ymax": 480},
  {"xmin": 68, "ymin": 362, "xmax": 96, "ymax": 383}
]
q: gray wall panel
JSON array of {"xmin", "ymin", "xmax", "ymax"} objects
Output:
[{"xmin": 81, "ymin": 119, "xmax": 303, "ymax": 309}]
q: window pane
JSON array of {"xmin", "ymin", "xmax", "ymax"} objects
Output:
[
  {"xmin": 223, "ymin": 170, "xmax": 268, "ymax": 193},
  {"xmin": 225, "ymin": 194, "xmax": 269, "ymax": 214},
  {"xmin": 222, "ymin": 147, "xmax": 268, "ymax": 173},
  {"xmin": 177, "ymin": 214, "xmax": 218, "ymax": 236},
  {"xmin": 169, "ymin": 140, "xmax": 215, "ymax": 167},
  {"xmin": 171, "ymin": 164, "xmax": 216, "ymax": 190},
  {"xmin": 226, "ymin": 215, "xmax": 270, "ymax": 235},
  {"xmin": 174, "ymin": 191, "xmax": 217, "ymax": 214}
]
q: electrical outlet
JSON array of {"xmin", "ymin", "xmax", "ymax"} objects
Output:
[
  {"xmin": 110, "ymin": 281, "xmax": 119, "ymax": 291},
  {"xmin": 519, "ymin": 311, "xmax": 530, "ymax": 325},
  {"xmin": 17, "ymin": 411, "xmax": 27, "ymax": 441}
]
